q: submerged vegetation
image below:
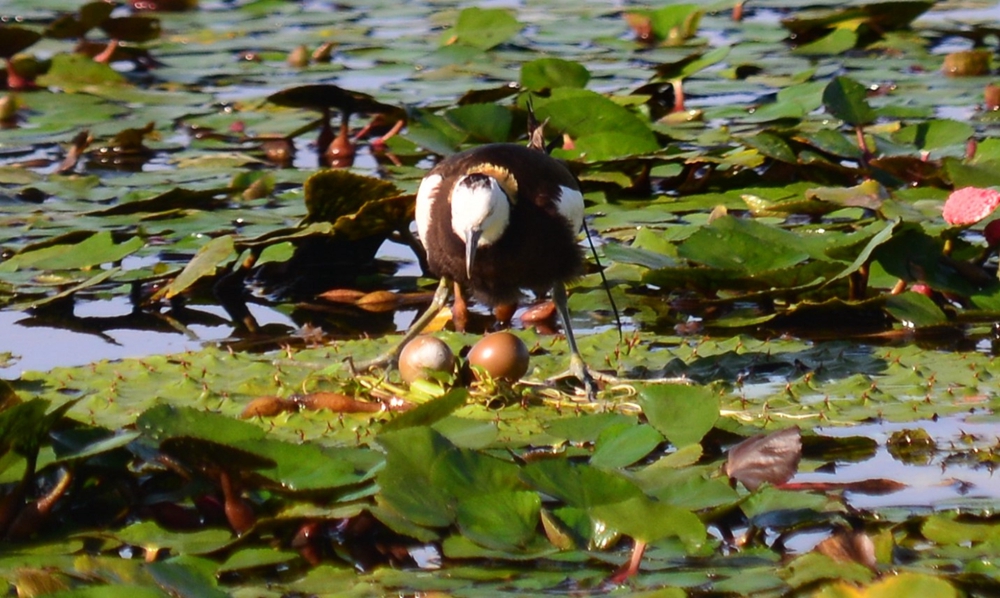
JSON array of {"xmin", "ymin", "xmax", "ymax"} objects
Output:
[{"xmin": 3, "ymin": 0, "xmax": 1000, "ymax": 596}]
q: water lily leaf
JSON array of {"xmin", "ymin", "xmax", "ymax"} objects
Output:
[
  {"xmin": 405, "ymin": 109, "xmax": 467, "ymax": 154},
  {"xmin": 90, "ymin": 187, "xmax": 227, "ymax": 217},
  {"xmin": 147, "ymin": 557, "xmax": 228, "ymax": 598},
  {"xmin": 639, "ymin": 384, "xmax": 718, "ymax": 448},
  {"xmin": 160, "ymin": 436, "xmax": 276, "ymax": 471},
  {"xmin": 431, "ymin": 447, "xmax": 523, "ymax": 498},
  {"xmin": 654, "ymin": 46, "xmax": 730, "ymax": 80},
  {"xmin": 240, "ymin": 440, "xmax": 376, "ymax": 492},
  {"xmin": 136, "ymin": 404, "xmax": 265, "ymax": 444},
  {"xmin": 823, "ymin": 76, "xmax": 875, "ymax": 127},
  {"xmin": 455, "ymin": 490, "xmax": 540, "ymax": 551},
  {"xmin": 218, "ymin": 547, "xmax": 300, "ymax": 573},
  {"xmin": 884, "ymin": 291, "xmax": 947, "ymax": 328},
  {"xmin": 603, "ymin": 240, "xmax": 679, "ymax": 270},
  {"xmin": 528, "ymin": 88, "xmax": 659, "ymax": 161},
  {"xmin": 0, "ymin": 26, "xmax": 40, "ymax": 59},
  {"xmin": 590, "ymin": 495, "xmax": 706, "ymax": 549},
  {"xmin": 805, "ymin": 179, "xmax": 888, "ymax": 211},
  {"xmin": 627, "ymin": 4, "xmax": 702, "ymax": 44},
  {"xmin": 453, "ymin": 8, "xmax": 521, "ymax": 51},
  {"xmin": 376, "ymin": 426, "xmax": 455, "ymax": 528},
  {"xmin": 109, "ymin": 520, "xmax": 233, "ymax": 556},
  {"xmin": 303, "ymin": 169, "xmax": 401, "ymax": 224},
  {"xmin": 0, "ymin": 399, "xmax": 53, "ymax": 456},
  {"xmin": 380, "ymin": 388, "xmax": 468, "ymax": 433},
  {"xmin": 36, "ymin": 53, "xmax": 126, "ymax": 92},
  {"xmin": 739, "ymin": 131, "xmax": 797, "ymax": 164},
  {"xmin": 677, "ymin": 215, "xmax": 818, "ymax": 273},
  {"xmin": 520, "ymin": 58, "xmax": 590, "ymax": 92},
  {"xmin": 99, "ymin": 16, "xmax": 162, "ymax": 43},
  {"xmin": 641, "ymin": 465, "xmax": 740, "ymax": 511},
  {"xmin": 892, "ymin": 119, "xmax": 975, "ymax": 151},
  {"xmin": 52, "ymin": 430, "xmax": 140, "ymax": 464},
  {"xmin": 590, "ymin": 423, "xmax": 664, "ymax": 469},
  {"xmin": 814, "ymin": 572, "xmax": 957, "ymax": 598},
  {"xmin": 922, "ymin": 513, "xmax": 1000, "ymax": 545},
  {"xmin": 0, "ymin": 232, "xmax": 143, "ymax": 272},
  {"xmin": 42, "ymin": 586, "xmax": 170, "ymax": 598},
  {"xmin": 521, "ymin": 459, "xmax": 642, "ymax": 510},
  {"xmin": 782, "ymin": 552, "xmax": 874, "ymax": 590},
  {"xmin": 444, "ymin": 103, "xmax": 512, "ymax": 143},
  {"xmin": 793, "ymin": 28, "xmax": 857, "ymax": 56},
  {"xmin": 781, "ymin": 2, "xmax": 934, "ymax": 41},
  {"xmin": 161, "ymin": 235, "xmax": 235, "ymax": 300},
  {"xmin": 11, "ymin": 267, "xmax": 120, "ymax": 310},
  {"xmin": 944, "ymin": 157, "xmax": 1000, "ymax": 188},
  {"xmin": 266, "ymin": 84, "xmax": 399, "ymax": 116},
  {"xmin": 795, "ymin": 128, "xmax": 863, "ymax": 159},
  {"xmin": 873, "ymin": 225, "xmax": 982, "ymax": 296},
  {"xmin": 45, "ymin": 2, "xmax": 115, "ymax": 39},
  {"xmin": 544, "ymin": 412, "xmax": 635, "ymax": 443}
]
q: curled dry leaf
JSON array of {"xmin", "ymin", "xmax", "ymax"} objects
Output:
[
  {"xmin": 723, "ymin": 426, "xmax": 802, "ymax": 491},
  {"xmin": 318, "ymin": 288, "xmax": 367, "ymax": 303},
  {"xmin": 519, "ymin": 300, "xmax": 556, "ymax": 324},
  {"xmin": 293, "ymin": 391, "xmax": 384, "ymax": 413},
  {"xmin": 240, "ymin": 395, "xmax": 293, "ymax": 419},
  {"xmin": 287, "ymin": 44, "xmax": 310, "ymax": 68},
  {"xmin": 815, "ymin": 529, "xmax": 877, "ymax": 571},
  {"xmin": 782, "ymin": 478, "xmax": 907, "ymax": 495},
  {"xmin": 355, "ymin": 290, "xmax": 400, "ymax": 313}
]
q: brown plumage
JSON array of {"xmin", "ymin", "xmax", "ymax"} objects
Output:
[{"xmin": 416, "ymin": 143, "xmax": 584, "ymax": 309}]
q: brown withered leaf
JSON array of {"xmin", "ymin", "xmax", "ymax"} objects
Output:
[
  {"xmin": 317, "ymin": 288, "xmax": 366, "ymax": 304},
  {"xmin": 57, "ymin": 130, "xmax": 93, "ymax": 174},
  {"xmin": 293, "ymin": 392, "xmax": 385, "ymax": 413},
  {"xmin": 816, "ymin": 529, "xmax": 877, "ymax": 571},
  {"xmin": 240, "ymin": 396, "xmax": 293, "ymax": 419},
  {"xmin": 724, "ymin": 426, "xmax": 802, "ymax": 491},
  {"xmin": 520, "ymin": 300, "xmax": 556, "ymax": 324}
]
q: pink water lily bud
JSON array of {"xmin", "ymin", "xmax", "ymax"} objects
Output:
[{"xmin": 943, "ymin": 186, "xmax": 1000, "ymax": 225}]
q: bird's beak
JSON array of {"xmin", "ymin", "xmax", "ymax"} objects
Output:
[{"xmin": 465, "ymin": 228, "xmax": 482, "ymax": 279}]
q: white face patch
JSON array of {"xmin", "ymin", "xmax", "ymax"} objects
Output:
[
  {"xmin": 450, "ymin": 175, "xmax": 510, "ymax": 248},
  {"xmin": 555, "ymin": 185, "xmax": 584, "ymax": 233},
  {"xmin": 415, "ymin": 173, "xmax": 442, "ymax": 246}
]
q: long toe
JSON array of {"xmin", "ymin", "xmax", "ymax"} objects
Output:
[{"xmin": 570, "ymin": 354, "xmax": 598, "ymax": 401}]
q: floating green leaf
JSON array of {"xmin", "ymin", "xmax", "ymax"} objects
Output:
[
  {"xmin": 453, "ymin": 8, "xmax": 522, "ymax": 51},
  {"xmin": 822, "ymin": 76, "xmax": 875, "ymax": 127}
]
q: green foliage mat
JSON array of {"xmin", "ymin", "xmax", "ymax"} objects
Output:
[
  {"xmin": 5, "ymin": 0, "xmax": 1000, "ymax": 596},
  {"xmin": 3, "ymin": 331, "xmax": 1000, "ymax": 595}
]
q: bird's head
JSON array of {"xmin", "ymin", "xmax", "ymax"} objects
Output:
[{"xmin": 450, "ymin": 173, "xmax": 511, "ymax": 278}]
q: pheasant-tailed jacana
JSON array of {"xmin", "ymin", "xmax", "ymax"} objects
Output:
[{"xmin": 359, "ymin": 138, "xmax": 599, "ymax": 397}]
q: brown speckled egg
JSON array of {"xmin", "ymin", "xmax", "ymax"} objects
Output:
[
  {"xmin": 467, "ymin": 332, "xmax": 530, "ymax": 381},
  {"xmin": 399, "ymin": 335, "xmax": 455, "ymax": 384}
]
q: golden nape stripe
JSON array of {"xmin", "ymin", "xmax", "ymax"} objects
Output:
[{"xmin": 457, "ymin": 163, "xmax": 519, "ymax": 204}]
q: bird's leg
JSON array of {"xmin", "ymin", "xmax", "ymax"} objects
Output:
[
  {"xmin": 350, "ymin": 277, "xmax": 452, "ymax": 371},
  {"xmin": 452, "ymin": 281, "xmax": 469, "ymax": 333},
  {"xmin": 550, "ymin": 281, "xmax": 598, "ymax": 400}
]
